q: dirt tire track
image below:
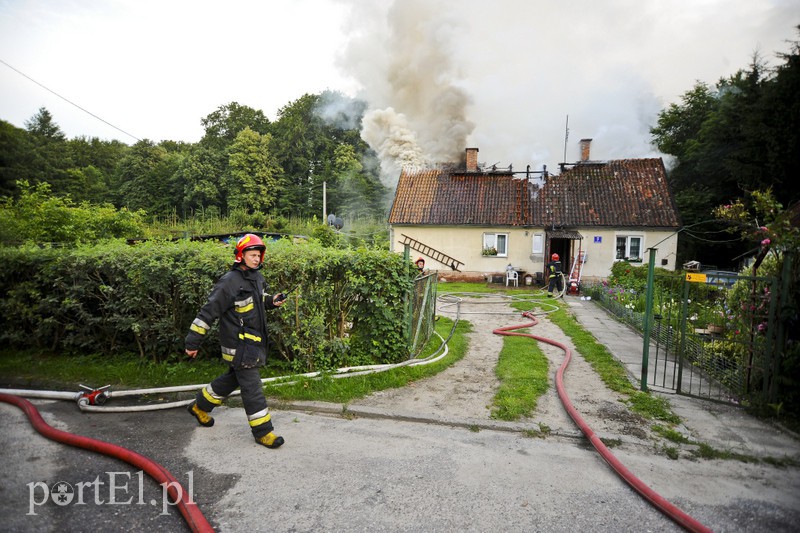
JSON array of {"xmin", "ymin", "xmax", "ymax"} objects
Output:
[{"xmin": 355, "ymin": 295, "xmax": 648, "ymax": 443}]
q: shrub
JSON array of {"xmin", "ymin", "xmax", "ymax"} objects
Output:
[
  {"xmin": 0, "ymin": 180, "xmax": 147, "ymax": 245},
  {"xmin": 0, "ymin": 239, "xmax": 416, "ymax": 367}
]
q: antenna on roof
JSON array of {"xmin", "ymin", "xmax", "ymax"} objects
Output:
[{"xmin": 563, "ymin": 114, "xmax": 569, "ymax": 164}]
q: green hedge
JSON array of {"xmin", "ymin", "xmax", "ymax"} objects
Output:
[{"xmin": 0, "ymin": 239, "xmax": 416, "ymax": 369}]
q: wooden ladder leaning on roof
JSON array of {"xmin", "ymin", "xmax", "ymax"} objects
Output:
[{"xmin": 400, "ymin": 234, "xmax": 464, "ymax": 271}]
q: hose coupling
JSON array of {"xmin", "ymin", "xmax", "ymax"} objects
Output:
[{"xmin": 78, "ymin": 384, "xmax": 111, "ymax": 406}]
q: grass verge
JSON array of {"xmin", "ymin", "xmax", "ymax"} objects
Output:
[
  {"xmin": 437, "ymin": 285, "xmax": 553, "ymax": 421},
  {"xmin": 265, "ymin": 316, "xmax": 470, "ymax": 403},
  {"xmin": 491, "ymin": 331, "xmax": 550, "ymax": 421},
  {"xmin": 545, "ymin": 302, "xmax": 680, "ymax": 423},
  {"xmin": 0, "ymin": 317, "xmax": 469, "ymax": 403},
  {"xmin": 548, "ymin": 299, "xmax": 798, "ymax": 464},
  {"xmin": 0, "ymin": 350, "xmax": 223, "ymax": 389}
]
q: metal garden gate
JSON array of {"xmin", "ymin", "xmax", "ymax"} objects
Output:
[
  {"xmin": 642, "ymin": 270, "xmax": 779, "ymax": 405},
  {"xmin": 407, "ymin": 272, "xmax": 438, "ymax": 357}
]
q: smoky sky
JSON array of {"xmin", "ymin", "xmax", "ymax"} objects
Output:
[
  {"xmin": 336, "ymin": 0, "xmax": 799, "ymax": 185},
  {"xmin": 2, "ymin": 0, "xmax": 796, "ymax": 188}
]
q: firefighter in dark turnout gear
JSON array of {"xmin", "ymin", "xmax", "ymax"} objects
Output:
[
  {"xmin": 185, "ymin": 234, "xmax": 286, "ymax": 449},
  {"xmin": 547, "ymin": 253, "xmax": 564, "ymax": 298}
]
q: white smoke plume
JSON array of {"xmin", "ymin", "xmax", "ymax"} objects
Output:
[
  {"xmin": 339, "ymin": 0, "xmax": 475, "ymax": 185},
  {"xmin": 361, "ymin": 107, "xmax": 427, "ymax": 185},
  {"xmin": 338, "ymin": 0, "xmax": 797, "ymax": 185}
]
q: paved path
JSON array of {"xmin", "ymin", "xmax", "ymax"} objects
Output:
[{"xmin": 565, "ymin": 297, "xmax": 800, "ymax": 458}]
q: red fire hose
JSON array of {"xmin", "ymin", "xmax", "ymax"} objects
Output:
[
  {"xmin": 494, "ymin": 311, "xmax": 712, "ymax": 533},
  {"xmin": 0, "ymin": 392, "xmax": 214, "ymax": 533}
]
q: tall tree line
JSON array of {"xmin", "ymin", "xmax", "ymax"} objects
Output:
[
  {"xmin": 650, "ymin": 29, "xmax": 800, "ymax": 268},
  {"xmin": 0, "ymin": 91, "xmax": 387, "ymax": 223}
]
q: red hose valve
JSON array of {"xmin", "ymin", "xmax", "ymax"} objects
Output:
[{"xmin": 78, "ymin": 384, "xmax": 111, "ymax": 406}]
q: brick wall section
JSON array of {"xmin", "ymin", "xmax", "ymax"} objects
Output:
[{"xmin": 580, "ymin": 138, "xmax": 592, "ymax": 162}]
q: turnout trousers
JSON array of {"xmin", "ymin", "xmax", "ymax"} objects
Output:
[
  {"xmin": 195, "ymin": 365, "xmax": 274, "ymax": 439},
  {"xmin": 548, "ymin": 274, "xmax": 563, "ymax": 294}
]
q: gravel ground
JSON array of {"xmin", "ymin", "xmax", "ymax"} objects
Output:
[{"xmin": 352, "ymin": 296, "xmax": 653, "ymax": 443}]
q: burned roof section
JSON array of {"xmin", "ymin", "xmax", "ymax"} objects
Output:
[
  {"xmin": 388, "ymin": 168, "xmax": 533, "ymax": 226},
  {"xmin": 539, "ymin": 159, "xmax": 680, "ymax": 228},
  {"xmin": 389, "ymin": 158, "xmax": 679, "ymax": 229}
]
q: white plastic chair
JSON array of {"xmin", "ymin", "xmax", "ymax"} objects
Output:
[{"xmin": 505, "ymin": 269, "xmax": 519, "ymax": 287}]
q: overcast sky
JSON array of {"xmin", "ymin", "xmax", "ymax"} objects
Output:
[{"xmin": 1, "ymin": 0, "xmax": 798, "ymax": 176}]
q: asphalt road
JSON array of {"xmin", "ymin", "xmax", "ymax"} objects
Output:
[
  {"xmin": 3, "ymin": 395, "xmax": 799, "ymax": 533},
  {"xmin": 2, "ymin": 399, "xmax": 678, "ymax": 533}
]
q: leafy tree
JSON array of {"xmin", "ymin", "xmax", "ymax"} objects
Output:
[
  {"xmin": 114, "ymin": 140, "xmax": 182, "ymax": 215},
  {"xmin": 270, "ymin": 93, "xmax": 331, "ymax": 217},
  {"xmin": 331, "ymin": 143, "xmax": 386, "ymax": 218},
  {"xmin": 759, "ymin": 32, "xmax": 800, "ymax": 202},
  {"xmin": 1, "ymin": 91, "xmax": 388, "ymax": 227},
  {"xmin": 200, "ymin": 102, "xmax": 271, "ymax": 150},
  {"xmin": 317, "ymin": 92, "xmax": 387, "ymax": 218},
  {"xmin": 25, "ymin": 107, "xmax": 65, "ymax": 141},
  {"xmin": 2, "ymin": 115, "xmax": 130, "ymax": 204},
  {"xmin": 270, "ymin": 91, "xmax": 386, "ymax": 219},
  {"xmin": 0, "ymin": 119, "xmax": 34, "ymax": 197},
  {"xmin": 180, "ymin": 145, "xmax": 226, "ymax": 214},
  {"xmin": 651, "ymin": 82, "xmax": 717, "ymax": 187},
  {"xmin": 22, "ymin": 107, "xmax": 74, "ymax": 196},
  {"xmin": 0, "ymin": 180, "xmax": 145, "ymax": 244},
  {"xmin": 651, "ymin": 33, "xmax": 800, "ymax": 268},
  {"xmin": 65, "ymin": 136, "xmax": 129, "ymax": 204},
  {"xmin": 223, "ymin": 127, "xmax": 281, "ymax": 213}
]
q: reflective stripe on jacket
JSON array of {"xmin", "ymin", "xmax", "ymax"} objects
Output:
[{"xmin": 185, "ymin": 266, "xmax": 278, "ymax": 363}]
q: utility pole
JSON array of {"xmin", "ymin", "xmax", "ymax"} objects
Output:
[{"xmin": 322, "ymin": 181, "xmax": 327, "ymax": 221}]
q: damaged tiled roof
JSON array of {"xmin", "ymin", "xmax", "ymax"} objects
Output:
[
  {"xmin": 538, "ymin": 159, "xmax": 679, "ymax": 227},
  {"xmin": 389, "ymin": 158, "xmax": 679, "ymax": 228},
  {"xmin": 388, "ymin": 168, "xmax": 533, "ymax": 226}
]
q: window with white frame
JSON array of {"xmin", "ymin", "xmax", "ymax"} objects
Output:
[
  {"xmin": 483, "ymin": 232, "xmax": 508, "ymax": 257},
  {"xmin": 532, "ymin": 234, "xmax": 543, "ymax": 254},
  {"xmin": 616, "ymin": 235, "xmax": 643, "ymax": 261}
]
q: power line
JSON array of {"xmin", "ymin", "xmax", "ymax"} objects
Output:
[
  {"xmin": 682, "ymin": 230, "xmax": 744, "ymax": 244},
  {"xmin": 0, "ymin": 58, "xmax": 141, "ymax": 142}
]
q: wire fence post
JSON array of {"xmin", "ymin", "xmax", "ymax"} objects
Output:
[{"xmin": 641, "ymin": 247, "xmax": 657, "ymax": 391}]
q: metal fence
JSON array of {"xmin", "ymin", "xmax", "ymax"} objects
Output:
[
  {"xmin": 407, "ymin": 272, "xmax": 438, "ymax": 357},
  {"xmin": 585, "ymin": 269, "xmax": 780, "ymax": 406}
]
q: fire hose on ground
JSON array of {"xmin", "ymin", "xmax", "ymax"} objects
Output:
[
  {"xmin": 493, "ymin": 310, "xmax": 712, "ymax": 533},
  {"xmin": 0, "ymin": 316, "xmax": 457, "ymax": 531},
  {"xmin": 0, "ymin": 392, "xmax": 215, "ymax": 533},
  {"xmin": 0, "ymin": 327, "xmax": 452, "ymax": 413},
  {"xmin": 2, "ymin": 292, "xmax": 710, "ymax": 531}
]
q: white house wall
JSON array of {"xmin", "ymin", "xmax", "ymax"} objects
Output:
[
  {"xmin": 391, "ymin": 225, "xmax": 679, "ymax": 280},
  {"xmin": 576, "ymin": 228, "xmax": 679, "ymax": 280},
  {"xmin": 391, "ymin": 226, "xmax": 534, "ymax": 276}
]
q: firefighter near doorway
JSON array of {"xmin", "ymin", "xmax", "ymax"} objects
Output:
[{"xmin": 546, "ymin": 253, "xmax": 565, "ymax": 298}]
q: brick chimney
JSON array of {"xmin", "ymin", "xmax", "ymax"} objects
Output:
[
  {"xmin": 579, "ymin": 138, "xmax": 592, "ymax": 162},
  {"xmin": 465, "ymin": 147, "xmax": 479, "ymax": 172}
]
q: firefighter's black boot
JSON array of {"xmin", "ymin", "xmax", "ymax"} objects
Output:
[
  {"xmin": 188, "ymin": 401, "xmax": 214, "ymax": 427},
  {"xmin": 255, "ymin": 432, "xmax": 284, "ymax": 449}
]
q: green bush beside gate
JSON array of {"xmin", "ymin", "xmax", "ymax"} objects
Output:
[{"xmin": 0, "ymin": 239, "xmax": 416, "ymax": 370}]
